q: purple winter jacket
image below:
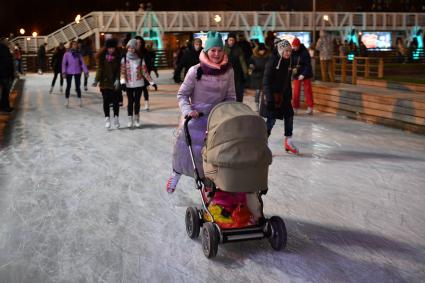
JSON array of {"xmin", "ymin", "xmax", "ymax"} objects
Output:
[
  {"xmin": 172, "ymin": 63, "xmax": 236, "ymax": 178},
  {"xmin": 62, "ymin": 49, "xmax": 88, "ymax": 75}
]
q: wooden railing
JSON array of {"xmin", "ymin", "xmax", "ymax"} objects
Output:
[{"xmin": 331, "ymin": 56, "xmax": 384, "ymax": 85}]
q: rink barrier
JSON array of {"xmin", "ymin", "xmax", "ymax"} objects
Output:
[{"xmin": 312, "ymin": 83, "xmax": 425, "ymax": 134}]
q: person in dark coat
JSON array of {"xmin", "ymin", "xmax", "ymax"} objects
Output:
[
  {"xmin": 291, "ymin": 37, "xmax": 314, "ymax": 115},
  {"xmin": 249, "ymin": 43, "xmax": 269, "ymax": 111},
  {"xmin": 260, "ymin": 38, "xmax": 299, "ymax": 154},
  {"xmin": 224, "ymin": 32, "xmax": 248, "ymax": 102},
  {"xmin": 37, "ymin": 43, "xmax": 47, "ymax": 74},
  {"xmin": 49, "ymin": 43, "xmax": 66, "ymax": 93},
  {"xmin": 0, "ymin": 38, "xmax": 15, "ymax": 112},
  {"xmin": 173, "ymin": 38, "xmax": 203, "ymax": 83},
  {"xmin": 93, "ymin": 38, "xmax": 121, "ymax": 129}
]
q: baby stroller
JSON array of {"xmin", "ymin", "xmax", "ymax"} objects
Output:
[{"xmin": 184, "ymin": 101, "xmax": 287, "ymax": 258}]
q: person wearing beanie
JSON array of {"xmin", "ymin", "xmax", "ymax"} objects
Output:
[
  {"xmin": 291, "ymin": 37, "xmax": 314, "ymax": 115},
  {"xmin": 120, "ymin": 38, "xmax": 157, "ymax": 128},
  {"xmin": 93, "ymin": 38, "xmax": 121, "ymax": 129},
  {"xmin": 135, "ymin": 36, "xmax": 157, "ymax": 111},
  {"xmin": 249, "ymin": 42, "xmax": 270, "ymax": 111},
  {"xmin": 224, "ymin": 32, "xmax": 248, "ymax": 102},
  {"xmin": 173, "ymin": 38, "xmax": 203, "ymax": 83},
  {"xmin": 62, "ymin": 40, "xmax": 89, "ymax": 107},
  {"xmin": 166, "ymin": 31, "xmax": 236, "ymax": 193},
  {"xmin": 260, "ymin": 38, "xmax": 299, "ymax": 154}
]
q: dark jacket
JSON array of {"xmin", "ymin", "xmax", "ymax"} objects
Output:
[
  {"xmin": 0, "ymin": 43, "xmax": 14, "ymax": 80},
  {"xmin": 260, "ymin": 51, "xmax": 292, "ymax": 120},
  {"xmin": 37, "ymin": 45, "xmax": 46, "ymax": 58},
  {"xmin": 249, "ymin": 49, "xmax": 269, "ymax": 89},
  {"xmin": 290, "ymin": 44, "xmax": 313, "ymax": 80},
  {"xmin": 173, "ymin": 45, "xmax": 202, "ymax": 83},
  {"xmin": 224, "ymin": 44, "xmax": 248, "ymax": 82},
  {"xmin": 51, "ymin": 48, "xmax": 65, "ymax": 73},
  {"xmin": 95, "ymin": 51, "xmax": 121, "ymax": 90}
]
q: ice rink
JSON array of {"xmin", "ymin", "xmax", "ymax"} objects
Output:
[{"xmin": 0, "ymin": 71, "xmax": 424, "ymax": 283}]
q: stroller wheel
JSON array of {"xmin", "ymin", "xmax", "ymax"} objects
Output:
[
  {"xmin": 185, "ymin": 207, "xmax": 201, "ymax": 239},
  {"xmin": 267, "ymin": 216, "xmax": 287, "ymax": 251},
  {"xmin": 202, "ymin": 222, "xmax": 219, "ymax": 258}
]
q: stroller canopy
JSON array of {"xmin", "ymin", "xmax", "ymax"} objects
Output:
[{"xmin": 202, "ymin": 101, "xmax": 272, "ymax": 193}]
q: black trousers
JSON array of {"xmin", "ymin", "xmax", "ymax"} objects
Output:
[
  {"xmin": 266, "ymin": 99, "xmax": 294, "ymax": 137},
  {"xmin": 65, "ymin": 74, "xmax": 82, "ymax": 98},
  {"xmin": 101, "ymin": 89, "xmax": 119, "ymax": 117},
  {"xmin": 127, "ymin": 87, "xmax": 142, "ymax": 116},
  {"xmin": 51, "ymin": 71, "xmax": 63, "ymax": 87},
  {"xmin": 0, "ymin": 79, "xmax": 11, "ymax": 110},
  {"xmin": 235, "ymin": 79, "xmax": 245, "ymax": 102},
  {"xmin": 142, "ymin": 85, "xmax": 149, "ymax": 101}
]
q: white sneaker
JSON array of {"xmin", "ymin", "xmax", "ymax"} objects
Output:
[
  {"xmin": 38, "ymin": 69, "xmax": 42, "ymax": 75},
  {"xmin": 113, "ymin": 116, "xmax": 120, "ymax": 128},
  {"xmin": 127, "ymin": 116, "xmax": 133, "ymax": 128},
  {"xmin": 65, "ymin": 98, "xmax": 69, "ymax": 107},
  {"xmin": 134, "ymin": 115, "xmax": 140, "ymax": 127},
  {"xmin": 306, "ymin": 107, "xmax": 313, "ymax": 115},
  {"xmin": 49, "ymin": 87, "xmax": 53, "ymax": 94},
  {"xmin": 105, "ymin": 117, "xmax": 111, "ymax": 129},
  {"xmin": 78, "ymin": 98, "xmax": 82, "ymax": 107},
  {"xmin": 144, "ymin": 101, "xmax": 150, "ymax": 111}
]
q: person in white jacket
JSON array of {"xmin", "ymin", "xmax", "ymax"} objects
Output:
[{"xmin": 120, "ymin": 39, "xmax": 157, "ymax": 128}]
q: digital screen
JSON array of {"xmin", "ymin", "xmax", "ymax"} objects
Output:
[
  {"xmin": 193, "ymin": 32, "xmax": 228, "ymax": 47},
  {"xmin": 275, "ymin": 32, "xmax": 311, "ymax": 48},
  {"xmin": 361, "ymin": 32, "xmax": 392, "ymax": 49}
]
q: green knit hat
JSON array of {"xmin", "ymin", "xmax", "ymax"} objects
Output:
[{"xmin": 204, "ymin": 31, "xmax": 223, "ymax": 52}]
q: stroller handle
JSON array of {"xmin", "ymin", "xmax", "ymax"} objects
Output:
[{"xmin": 183, "ymin": 112, "xmax": 204, "ymax": 147}]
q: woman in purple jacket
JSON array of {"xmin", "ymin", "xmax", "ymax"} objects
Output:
[
  {"xmin": 166, "ymin": 31, "xmax": 236, "ymax": 193},
  {"xmin": 62, "ymin": 41, "xmax": 89, "ymax": 107}
]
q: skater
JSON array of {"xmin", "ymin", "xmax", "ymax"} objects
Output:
[
  {"xmin": 315, "ymin": 31, "xmax": 334, "ymax": 82},
  {"xmin": 166, "ymin": 31, "xmax": 236, "ymax": 193},
  {"xmin": 173, "ymin": 38, "xmax": 203, "ymax": 83},
  {"xmin": 37, "ymin": 43, "xmax": 47, "ymax": 75},
  {"xmin": 291, "ymin": 37, "xmax": 314, "ymax": 115},
  {"xmin": 13, "ymin": 43, "xmax": 23, "ymax": 75},
  {"xmin": 78, "ymin": 40, "xmax": 92, "ymax": 91},
  {"xmin": 50, "ymin": 43, "xmax": 66, "ymax": 93},
  {"xmin": 249, "ymin": 43, "xmax": 269, "ymax": 112},
  {"xmin": 135, "ymin": 36, "xmax": 158, "ymax": 111},
  {"xmin": 93, "ymin": 38, "xmax": 121, "ymax": 129},
  {"xmin": 260, "ymin": 39, "xmax": 299, "ymax": 154},
  {"xmin": 120, "ymin": 39, "xmax": 156, "ymax": 128},
  {"xmin": 224, "ymin": 32, "xmax": 248, "ymax": 102},
  {"xmin": 62, "ymin": 41, "xmax": 89, "ymax": 107},
  {"xmin": 0, "ymin": 38, "xmax": 15, "ymax": 113}
]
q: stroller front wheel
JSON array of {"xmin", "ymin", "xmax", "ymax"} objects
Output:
[
  {"xmin": 202, "ymin": 222, "xmax": 219, "ymax": 258},
  {"xmin": 185, "ymin": 207, "xmax": 201, "ymax": 239},
  {"xmin": 267, "ymin": 216, "xmax": 287, "ymax": 251}
]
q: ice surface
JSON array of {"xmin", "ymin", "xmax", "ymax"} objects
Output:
[{"xmin": 0, "ymin": 71, "xmax": 424, "ymax": 282}]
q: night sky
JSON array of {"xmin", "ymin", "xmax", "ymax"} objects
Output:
[{"xmin": 0, "ymin": 0, "xmax": 412, "ymax": 38}]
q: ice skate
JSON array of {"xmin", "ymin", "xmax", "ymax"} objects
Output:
[
  {"xmin": 166, "ymin": 171, "xmax": 181, "ymax": 193},
  {"xmin": 144, "ymin": 101, "xmax": 150, "ymax": 111},
  {"xmin": 293, "ymin": 108, "xmax": 298, "ymax": 115},
  {"xmin": 284, "ymin": 137, "xmax": 299, "ymax": 154},
  {"xmin": 78, "ymin": 98, "xmax": 82, "ymax": 107},
  {"xmin": 134, "ymin": 114, "xmax": 140, "ymax": 127},
  {"xmin": 105, "ymin": 117, "xmax": 111, "ymax": 129},
  {"xmin": 65, "ymin": 98, "xmax": 69, "ymax": 107},
  {"xmin": 306, "ymin": 107, "xmax": 313, "ymax": 115},
  {"xmin": 127, "ymin": 116, "xmax": 133, "ymax": 128},
  {"xmin": 113, "ymin": 116, "xmax": 120, "ymax": 128}
]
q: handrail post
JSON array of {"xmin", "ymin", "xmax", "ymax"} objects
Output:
[
  {"xmin": 352, "ymin": 58, "xmax": 357, "ymax": 85},
  {"xmin": 364, "ymin": 58, "xmax": 370, "ymax": 78},
  {"xmin": 378, "ymin": 57, "xmax": 384, "ymax": 78},
  {"xmin": 332, "ymin": 56, "xmax": 337, "ymax": 82},
  {"xmin": 341, "ymin": 56, "xmax": 347, "ymax": 83}
]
